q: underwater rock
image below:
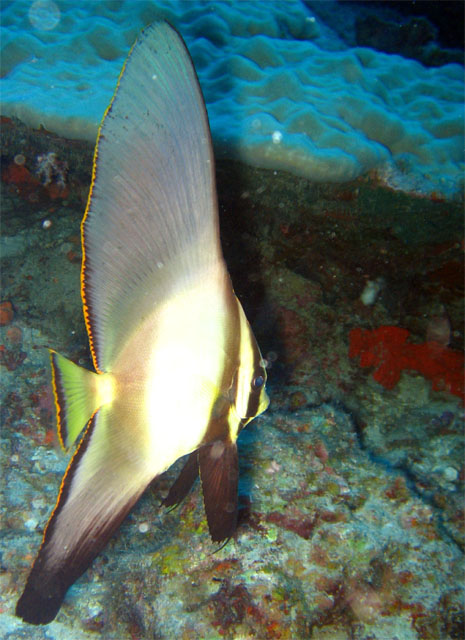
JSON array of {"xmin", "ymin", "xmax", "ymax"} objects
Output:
[
  {"xmin": 355, "ymin": 14, "xmax": 434, "ymax": 57},
  {"xmin": 355, "ymin": 13, "xmax": 463, "ymax": 67}
]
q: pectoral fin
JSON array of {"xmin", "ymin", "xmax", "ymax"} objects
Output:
[
  {"xmin": 50, "ymin": 350, "xmax": 114, "ymax": 449},
  {"xmin": 198, "ymin": 440, "xmax": 239, "ymax": 543},
  {"xmin": 16, "ymin": 407, "xmax": 154, "ymax": 625}
]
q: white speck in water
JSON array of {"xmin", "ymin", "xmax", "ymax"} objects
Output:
[
  {"xmin": 443, "ymin": 466, "xmax": 458, "ymax": 482},
  {"xmin": 272, "ymin": 131, "xmax": 282, "ymax": 144},
  {"xmin": 338, "ymin": 484, "xmax": 351, "ymax": 495},
  {"xmin": 265, "ymin": 460, "xmax": 281, "ymax": 474},
  {"xmin": 28, "ymin": 0, "xmax": 60, "ymax": 30},
  {"xmin": 138, "ymin": 522, "xmax": 149, "ymax": 533},
  {"xmin": 42, "ymin": 219, "xmax": 52, "ymax": 229},
  {"xmin": 360, "ymin": 277, "xmax": 385, "ymax": 306},
  {"xmin": 25, "ymin": 518, "xmax": 38, "ymax": 530},
  {"xmin": 152, "ymin": 74, "xmax": 157, "ymax": 80},
  {"xmin": 157, "ymin": 261, "xmax": 164, "ymax": 269}
]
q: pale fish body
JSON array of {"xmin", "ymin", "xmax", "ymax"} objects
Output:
[{"xmin": 16, "ymin": 21, "xmax": 269, "ymax": 625}]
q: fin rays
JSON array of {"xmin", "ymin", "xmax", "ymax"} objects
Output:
[
  {"xmin": 81, "ymin": 21, "xmax": 222, "ymax": 370},
  {"xmin": 16, "ymin": 408, "xmax": 153, "ymax": 625},
  {"xmin": 199, "ymin": 441, "xmax": 239, "ymax": 543},
  {"xmin": 164, "ymin": 441, "xmax": 240, "ymax": 544}
]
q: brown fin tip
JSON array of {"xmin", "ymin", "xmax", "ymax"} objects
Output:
[{"xmin": 199, "ymin": 440, "xmax": 239, "ymax": 543}]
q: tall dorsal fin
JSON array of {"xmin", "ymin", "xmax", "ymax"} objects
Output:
[{"xmin": 81, "ymin": 21, "xmax": 223, "ymax": 372}]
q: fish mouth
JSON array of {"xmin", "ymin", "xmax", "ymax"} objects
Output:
[
  {"xmin": 260, "ymin": 389, "xmax": 270, "ymax": 414},
  {"xmin": 234, "ymin": 389, "xmax": 270, "ymax": 431}
]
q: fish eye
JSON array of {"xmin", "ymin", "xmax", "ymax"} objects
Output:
[{"xmin": 252, "ymin": 375, "xmax": 264, "ymax": 390}]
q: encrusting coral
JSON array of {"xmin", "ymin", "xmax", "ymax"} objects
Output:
[{"xmin": 349, "ymin": 325, "xmax": 464, "ymax": 401}]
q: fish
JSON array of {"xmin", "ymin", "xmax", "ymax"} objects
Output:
[{"xmin": 15, "ymin": 21, "xmax": 269, "ymax": 626}]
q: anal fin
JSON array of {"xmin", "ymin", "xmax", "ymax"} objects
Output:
[{"xmin": 16, "ymin": 407, "xmax": 153, "ymax": 625}]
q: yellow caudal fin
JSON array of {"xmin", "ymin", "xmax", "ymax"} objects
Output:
[{"xmin": 50, "ymin": 350, "xmax": 114, "ymax": 449}]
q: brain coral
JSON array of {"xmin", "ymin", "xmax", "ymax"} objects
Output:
[{"xmin": 1, "ymin": 0, "xmax": 463, "ymax": 196}]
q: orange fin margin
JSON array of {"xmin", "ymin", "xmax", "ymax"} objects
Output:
[{"xmin": 16, "ymin": 411, "xmax": 147, "ymax": 625}]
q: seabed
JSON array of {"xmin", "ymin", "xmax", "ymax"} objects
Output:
[{"xmin": 0, "ymin": 117, "xmax": 464, "ymax": 639}]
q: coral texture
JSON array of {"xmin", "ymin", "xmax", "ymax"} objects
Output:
[{"xmin": 1, "ymin": 0, "xmax": 463, "ymax": 195}]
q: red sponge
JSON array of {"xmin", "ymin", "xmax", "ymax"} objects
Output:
[{"xmin": 349, "ymin": 326, "xmax": 464, "ymax": 401}]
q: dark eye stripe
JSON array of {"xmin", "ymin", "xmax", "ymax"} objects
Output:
[
  {"xmin": 203, "ymin": 285, "xmax": 241, "ymax": 443},
  {"xmin": 245, "ymin": 342, "xmax": 265, "ymax": 418}
]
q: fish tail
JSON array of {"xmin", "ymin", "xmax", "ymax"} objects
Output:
[{"xmin": 50, "ymin": 350, "xmax": 114, "ymax": 449}]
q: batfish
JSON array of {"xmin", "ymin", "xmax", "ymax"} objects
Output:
[{"xmin": 16, "ymin": 21, "xmax": 269, "ymax": 625}]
